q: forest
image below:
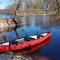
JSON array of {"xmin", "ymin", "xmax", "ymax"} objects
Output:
[{"xmin": 0, "ymin": 0, "xmax": 60, "ymax": 15}]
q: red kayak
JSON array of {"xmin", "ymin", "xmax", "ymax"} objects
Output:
[
  {"xmin": 0, "ymin": 32, "xmax": 51, "ymax": 53},
  {"xmin": 14, "ymin": 38, "xmax": 51, "ymax": 55}
]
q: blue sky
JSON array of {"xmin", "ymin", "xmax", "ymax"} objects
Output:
[
  {"xmin": 0, "ymin": 0, "xmax": 14, "ymax": 9},
  {"xmin": 0, "ymin": 0, "xmax": 36, "ymax": 9}
]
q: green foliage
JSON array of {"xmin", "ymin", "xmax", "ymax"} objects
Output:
[
  {"xmin": 33, "ymin": 1, "xmax": 41, "ymax": 8},
  {"xmin": 0, "ymin": 35, "xmax": 6, "ymax": 42}
]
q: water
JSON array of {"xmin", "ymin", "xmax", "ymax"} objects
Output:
[
  {"xmin": 0, "ymin": 14, "xmax": 60, "ymax": 60},
  {"xmin": 0, "ymin": 14, "xmax": 13, "ymax": 19}
]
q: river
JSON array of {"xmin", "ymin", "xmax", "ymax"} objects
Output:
[{"xmin": 0, "ymin": 14, "xmax": 60, "ymax": 60}]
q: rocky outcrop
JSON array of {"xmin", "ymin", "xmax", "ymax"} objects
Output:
[{"xmin": 0, "ymin": 18, "xmax": 23, "ymax": 33}]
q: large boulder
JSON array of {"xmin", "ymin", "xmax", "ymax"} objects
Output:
[{"xmin": 0, "ymin": 18, "xmax": 23, "ymax": 33}]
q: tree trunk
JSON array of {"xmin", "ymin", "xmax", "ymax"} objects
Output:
[
  {"xmin": 56, "ymin": 0, "xmax": 59, "ymax": 14},
  {"xmin": 12, "ymin": 0, "xmax": 22, "ymax": 39}
]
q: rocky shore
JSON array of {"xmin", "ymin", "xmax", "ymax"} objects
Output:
[
  {"xmin": 0, "ymin": 18, "xmax": 23, "ymax": 33},
  {"xmin": 12, "ymin": 55, "xmax": 50, "ymax": 60}
]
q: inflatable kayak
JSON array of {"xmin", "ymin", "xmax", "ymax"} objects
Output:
[
  {"xmin": 14, "ymin": 38, "xmax": 51, "ymax": 55},
  {"xmin": 0, "ymin": 32, "xmax": 51, "ymax": 53}
]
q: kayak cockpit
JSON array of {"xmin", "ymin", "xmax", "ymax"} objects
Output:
[
  {"xmin": 0, "ymin": 32, "xmax": 49, "ymax": 46},
  {"xmin": 25, "ymin": 32, "xmax": 48, "ymax": 41}
]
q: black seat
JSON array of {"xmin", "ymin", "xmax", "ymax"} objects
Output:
[{"xmin": 9, "ymin": 40, "xmax": 18, "ymax": 45}]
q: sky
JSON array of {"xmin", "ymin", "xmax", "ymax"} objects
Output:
[
  {"xmin": 0, "ymin": 0, "xmax": 14, "ymax": 9},
  {"xmin": 0, "ymin": 0, "xmax": 36, "ymax": 9}
]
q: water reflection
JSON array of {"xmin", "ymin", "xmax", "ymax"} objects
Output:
[
  {"xmin": 35, "ymin": 15, "xmax": 60, "ymax": 28},
  {"xmin": 21, "ymin": 15, "xmax": 60, "ymax": 29},
  {"xmin": 49, "ymin": 15, "xmax": 60, "ymax": 26},
  {"xmin": 0, "ymin": 14, "xmax": 60, "ymax": 29},
  {"xmin": 17, "ymin": 16, "xmax": 32, "ymax": 27}
]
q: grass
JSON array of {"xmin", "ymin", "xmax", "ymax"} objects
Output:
[
  {"xmin": 0, "ymin": 9, "xmax": 60, "ymax": 16},
  {"xmin": 26, "ymin": 9, "xmax": 59, "ymax": 16}
]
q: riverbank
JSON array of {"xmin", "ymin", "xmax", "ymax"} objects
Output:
[
  {"xmin": 0, "ymin": 9, "xmax": 59, "ymax": 16},
  {"xmin": 16, "ymin": 13, "xmax": 58, "ymax": 16},
  {"xmin": 12, "ymin": 54, "xmax": 50, "ymax": 60},
  {"xmin": 16, "ymin": 13, "xmax": 60, "ymax": 17},
  {"xmin": 0, "ymin": 18, "xmax": 23, "ymax": 33},
  {"xmin": 14, "ymin": 9, "xmax": 59, "ymax": 16}
]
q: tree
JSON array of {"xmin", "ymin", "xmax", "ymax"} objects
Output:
[
  {"xmin": 6, "ymin": 0, "xmax": 23, "ymax": 39},
  {"xmin": 12, "ymin": 0, "xmax": 22, "ymax": 38},
  {"xmin": 56, "ymin": 0, "xmax": 60, "ymax": 14}
]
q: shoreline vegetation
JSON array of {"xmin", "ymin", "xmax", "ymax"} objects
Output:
[{"xmin": 0, "ymin": 9, "xmax": 59, "ymax": 16}]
